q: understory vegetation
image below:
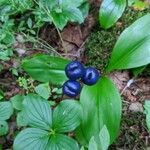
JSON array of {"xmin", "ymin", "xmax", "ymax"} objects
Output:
[{"xmin": 0, "ymin": 0, "xmax": 150, "ymax": 150}]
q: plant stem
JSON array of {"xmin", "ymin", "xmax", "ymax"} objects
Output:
[
  {"xmin": 34, "ymin": 0, "xmax": 67, "ymax": 54},
  {"xmin": 55, "ymin": 27, "xmax": 67, "ymax": 54},
  {"xmin": 21, "ymin": 32, "xmax": 62, "ymax": 57}
]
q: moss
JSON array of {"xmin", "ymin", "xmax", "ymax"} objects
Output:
[
  {"xmin": 110, "ymin": 111, "xmax": 148, "ymax": 150},
  {"xmin": 85, "ymin": 31, "xmax": 116, "ymax": 73},
  {"xmin": 85, "ymin": 8, "xmax": 150, "ymax": 73}
]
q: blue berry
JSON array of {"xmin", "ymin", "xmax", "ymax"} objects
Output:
[
  {"xmin": 82, "ymin": 67, "xmax": 100, "ymax": 85},
  {"xmin": 65, "ymin": 61, "xmax": 85, "ymax": 80},
  {"xmin": 63, "ymin": 80, "xmax": 81, "ymax": 97}
]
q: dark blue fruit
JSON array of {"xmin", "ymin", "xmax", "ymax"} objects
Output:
[
  {"xmin": 63, "ymin": 80, "xmax": 81, "ymax": 97},
  {"xmin": 82, "ymin": 67, "xmax": 100, "ymax": 85},
  {"xmin": 65, "ymin": 61, "xmax": 85, "ymax": 80}
]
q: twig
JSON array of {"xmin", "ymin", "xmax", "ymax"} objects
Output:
[
  {"xmin": 121, "ymin": 78, "xmax": 135, "ymax": 96},
  {"xmin": 55, "ymin": 27, "xmax": 67, "ymax": 54},
  {"xmin": 34, "ymin": 0, "xmax": 67, "ymax": 53},
  {"xmin": 21, "ymin": 33, "xmax": 62, "ymax": 57}
]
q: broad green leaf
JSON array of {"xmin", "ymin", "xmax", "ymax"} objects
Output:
[
  {"xmin": 88, "ymin": 125, "xmax": 110, "ymax": 150},
  {"xmin": 79, "ymin": 1, "xmax": 89, "ymax": 19},
  {"xmin": 99, "ymin": 125, "xmax": 110, "ymax": 150},
  {"xmin": 64, "ymin": 7, "xmax": 84, "ymax": 24},
  {"xmin": 35, "ymin": 83, "xmax": 51, "ymax": 100},
  {"xmin": 11, "ymin": 94, "xmax": 24, "ymax": 110},
  {"xmin": 46, "ymin": 134, "xmax": 80, "ymax": 150},
  {"xmin": 23, "ymin": 94, "xmax": 52, "ymax": 130},
  {"xmin": 14, "ymin": 128, "xmax": 79, "ymax": 150},
  {"xmin": 99, "ymin": 0, "xmax": 126, "ymax": 29},
  {"xmin": 17, "ymin": 111, "xmax": 28, "ymax": 127},
  {"xmin": 0, "ymin": 121, "xmax": 8, "ymax": 136},
  {"xmin": 51, "ymin": 11, "xmax": 68, "ymax": 30},
  {"xmin": 144, "ymin": 100, "xmax": 150, "ymax": 131},
  {"xmin": 49, "ymin": 0, "xmax": 85, "ymax": 30},
  {"xmin": 22, "ymin": 54, "xmax": 69, "ymax": 84},
  {"xmin": 0, "ymin": 101, "xmax": 13, "ymax": 120},
  {"xmin": 26, "ymin": 0, "xmax": 86, "ymax": 30},
  {"xmin": 13, "ymin": 128, "xmax": 49, "ymax": 150},
  {"xmin": 88, "ymin": 137, "xmax": 98, "ymax": 150},
  {"xmin": 107, "ymin": 14, "xmax": 150, "ymax": 72},
  {"xmin": 53, "ymin": 100, "xmax": 83, "ymax": 133},
  {"xmin": 76, "ymin": 77, "xmax": 121, "ymax": 147}
]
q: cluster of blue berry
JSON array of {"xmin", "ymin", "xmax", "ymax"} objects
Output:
[{"xmin": 63, "ymin": 61, "xmax": 100, "ymax": 97}]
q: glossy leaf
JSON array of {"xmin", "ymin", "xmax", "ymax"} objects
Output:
[
  {"xmin": 0, "ymin": 121, "xmax": 8, "ymax": 136},
  {"xmin": 13, "ymin": 128, "xmax": 49, "ymax": 150},
  {"xmin": 53, "ymin": 100, "xmax": 83, "ymax": 133},
  {"xmin": 51, "ymin": 11, "xmax": 68, "ymax": 30},
  {"xmin": 88, "ymin": 137, "xmax": 98, "ymax": 150},
  {"xmin": 76, "ymin": 77, "xmax": 121, "ymax": 147},
  {"xmin": 64, "ymin": 7, "xmax": 84, "ymax": 24},
  {"xmin": 46, "ymin": 134, "xmax": 80, "ymax": 150},
  {"xmin": 99, "ymin": 125, "xmax": 110, "ymax": 150},
  {"xmin": 107, "ymin": 14, "xmax": 150, "ymax": 72},
  {"xmin": 17, "ymin": 111, "xmax": 28, "ymax": 127},
  {"xmin": 11, "ymin": 94, "xmax": 24, "ymax": 110},
  {"xmin": 79, "ymin": 1, "xmax": 89, "ymax": 19},
  {"xmin": 13, "ymin": 128, "xmax": 79, "ymax": 150},
  {"xmin": 88, "ymin": 125, "xmax": 110, "ymax": 150},
  {"xmin": 99, "ymin": 0, "xmax": 126, "ymax": 29},
  {"xmin": 22, "ymin": 54, "xmax": 69, "ymax": 84},
  {"xmin": 35, "ymin": 83, "xmax": 51, "ymax": 99},
  {"xmin": 23, "ymin": 94, "xmax": 52, "ymax": 130},
  {"xmin": 0, "ymin": 101, "xmax": 13, "ymax": 120}
]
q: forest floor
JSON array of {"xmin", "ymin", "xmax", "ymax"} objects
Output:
[{"xmin": 0, "ymin": 1, "xmax": 150, "ymax": 150}]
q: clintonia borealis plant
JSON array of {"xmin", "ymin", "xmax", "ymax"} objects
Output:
[
  {"xmin": 20, "ymin": 13, "xmax": 150, "ymax": 149},
  {"xmin": 13, "ymin": 94, "xmax": 83, "ymax": 150},
  {"xmin": 1, "ymin": 0, "xmax": 150, "ymax": 149}
]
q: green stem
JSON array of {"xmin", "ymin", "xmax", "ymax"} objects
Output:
[{"xmin": 34, "ymin": 0, "xmax": 67, "ymax": 54}]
